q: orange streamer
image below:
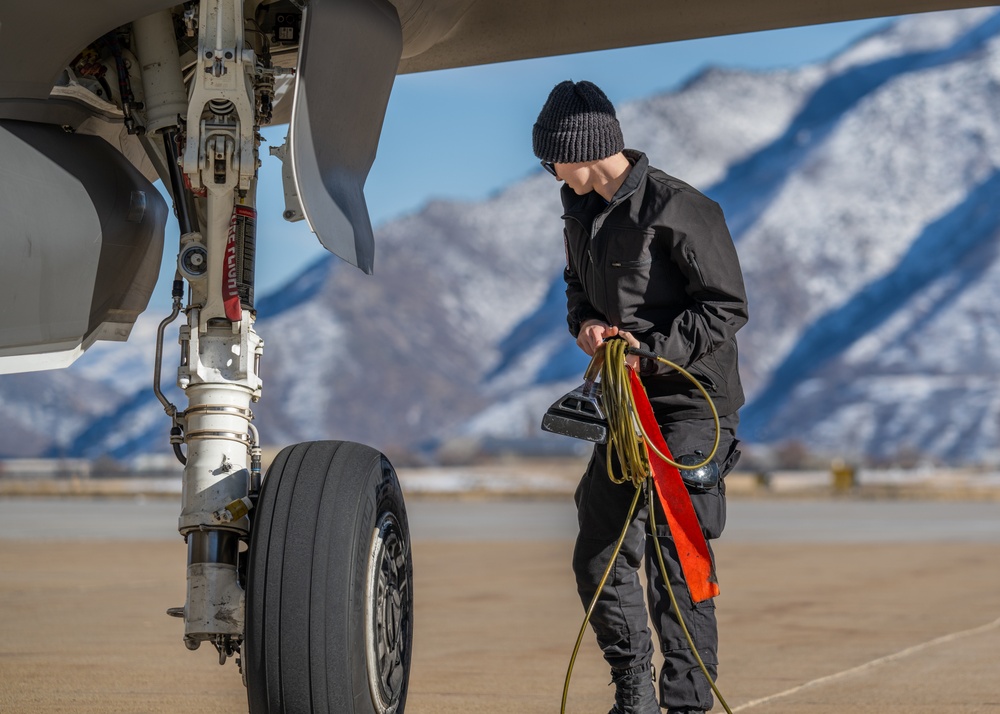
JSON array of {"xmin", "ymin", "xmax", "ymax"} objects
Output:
[{"xmin": 628, "ymin": 368, "xmax": 719, "ymax": 603}]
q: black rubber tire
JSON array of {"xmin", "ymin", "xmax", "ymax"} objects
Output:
[{"xmin": 245, "ymin": 441, "xmax": 413, "ymax": 713}]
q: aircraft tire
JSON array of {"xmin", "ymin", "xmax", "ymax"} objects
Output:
[{"xmin": 244, "ymin": 440, "xmax": 413, "ymax": 714}]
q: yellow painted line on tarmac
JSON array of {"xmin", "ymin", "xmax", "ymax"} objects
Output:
[{"xmin": 732, "ymin": 613, "xmax": 1000, "ymax": 711}]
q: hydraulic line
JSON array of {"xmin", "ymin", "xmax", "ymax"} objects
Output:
[
  {"xmin": 154, "ymin": 275, "xmax": 185, "ymax": 417},
  {"xmin": 154, "ymin": 275, "xmax": 187, "ymax": 465},
  {"xmin": 162, "ymin": 128, "xmax": 198, "ymax": 236},
  {"xmin": 560, "ymin": 338, "xmax": 731, "ymax": 714}
]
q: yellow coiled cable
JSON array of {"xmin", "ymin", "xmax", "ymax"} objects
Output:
[{"xmin": 560, "ymin": 338, "xmax": 733, "ymax": 714}]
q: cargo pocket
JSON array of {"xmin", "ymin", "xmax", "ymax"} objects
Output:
[
  {"xmin": 689, "ymin": 483, "xmax": 726, "ymax": 540},
  {"xmin": 689, "ymin": 440, "xmax": 740, "ymax": 540}
]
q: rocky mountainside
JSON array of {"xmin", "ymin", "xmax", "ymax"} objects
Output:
[{"xmin": 2, "ymin": 7, "xmax": 999, "ymax": 466}]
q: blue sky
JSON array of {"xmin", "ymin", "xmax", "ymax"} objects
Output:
[{"xmin": 152, "ymin": 15, "xmax": 893, "ymax": 309}]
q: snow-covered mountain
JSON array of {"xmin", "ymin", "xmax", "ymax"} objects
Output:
[{"xmin": 3, "ymin": 7, "xmax": 1000, "ymax": 465}]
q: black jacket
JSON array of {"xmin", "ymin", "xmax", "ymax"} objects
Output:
[{"xmin": 562, "ymin": 150, "xmax": 748, "ymax": 419}]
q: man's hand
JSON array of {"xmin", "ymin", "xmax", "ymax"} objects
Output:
[
  {"xmin": 577, "ymin": 321, "xmax": 642, "ymax": 371},
  {"xmin": 606, "ymin": 326, "xmax": 642, "ymax": 371},
  {"xmin": 576, "ymin": 319, "xmax": 611, "ymax": 356}
]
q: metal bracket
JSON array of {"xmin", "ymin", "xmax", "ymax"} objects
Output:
[
  {"xmin": 269, "ymin": 138, "xmax": 304, "ymax": 221},
  {"xmin": 182, "ymin": 0, "xmax": 257, "ymax": 195}
]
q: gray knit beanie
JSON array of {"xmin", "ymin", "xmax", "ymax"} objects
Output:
[{"xmin": 533, "ymin": 80, "xmax": 624, "ymax": 163}]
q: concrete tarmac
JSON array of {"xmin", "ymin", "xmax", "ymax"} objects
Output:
[{"xmin": 1, "ymin": 496, "xmax": 999, "ymax": 713}]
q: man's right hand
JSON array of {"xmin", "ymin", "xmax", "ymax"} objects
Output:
[{"xmin": 577, "ymin": 319, "xmax": 612, "ymax": 356}]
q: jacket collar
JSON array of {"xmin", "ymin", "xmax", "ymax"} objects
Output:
[
  {"xmin": 560, "ymin": 149, "xmax": 649, "ymax": 217},
  {"xmin": 615, "ymin": 149, "xmax": 648, "ymax": 201}
]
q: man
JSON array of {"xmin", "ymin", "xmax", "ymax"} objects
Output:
[{"xmin": 533, "ymin": 80, "xmax": 748, "ymax": 714}]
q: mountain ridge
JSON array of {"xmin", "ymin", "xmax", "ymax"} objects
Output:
[{"xmin": 2, "ymin": 7, "xmax": 1000, "ymax": 466}]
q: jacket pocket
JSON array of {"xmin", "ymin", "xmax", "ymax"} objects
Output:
[
  {"xmin": 691, "ymin": 351, "xmax": 726, "ymax": 392},
  {"xmin": 604, "ymin": 229, "xmax": 656, "ymax": 323},
  {"xmin": 687, "ymin": 368, "xmax": 717, "ymax": 393},
  {"xmin": 604, "ymin": 226, "xmax": 655, "ymax": 265}
]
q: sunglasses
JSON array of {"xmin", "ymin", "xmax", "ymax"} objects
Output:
[{"xmin": 541, "ymin": 161, "xmax": 558, "ymax": 178}]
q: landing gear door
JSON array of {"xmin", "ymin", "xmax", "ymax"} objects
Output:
[
  {"xmin": 0, "ymin": 120, "xmax": 166, "ymax": 375},
  {"xmin": 289, "ymin": 0, "xmax": 402, "ymax": 275}
]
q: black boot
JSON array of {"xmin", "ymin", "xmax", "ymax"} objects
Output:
[{"xmin": 608, "ymin": 666, "xmax": 661, "ymax": 714}]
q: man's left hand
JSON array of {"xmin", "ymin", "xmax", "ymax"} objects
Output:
[{"xmin": 604, "ymin": 326, "xmax": 642, "ymax": 371}]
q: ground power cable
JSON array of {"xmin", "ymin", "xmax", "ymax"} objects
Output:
[{"xmin": 560, "ymin": 338, "xmax": 732, "ymax": 714}]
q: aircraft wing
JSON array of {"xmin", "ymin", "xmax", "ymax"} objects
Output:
[
  {"xmin": 1, "ymin": 0, "xmax": 989, "ymax": 100},
  {"xmin": 394, "ymin": 0, "xmax": 994, "ymax": 73}
]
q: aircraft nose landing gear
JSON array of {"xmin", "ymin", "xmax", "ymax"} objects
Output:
[{"xmin": 133, "ymin": 1, "xmax": 413, "ymax": 710}]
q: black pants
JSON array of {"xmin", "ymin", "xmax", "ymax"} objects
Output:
[{"xmin": 573, "ymin": 413, "xmax": 740, "ymax": 712}]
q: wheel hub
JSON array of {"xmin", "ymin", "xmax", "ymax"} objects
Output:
[{"xmin": 365, "ymin": 511, "xmax": 410, "ymax": 714}]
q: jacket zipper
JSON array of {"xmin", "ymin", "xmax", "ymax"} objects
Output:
[
  {"xmin": 695, "ymin": 372, "xmax": 717, "ymax": 391},
  {"xmin": 563, "ymin": 214, "xmax": 600, "ymax": 316},
  {"xmin": 591, "ymin": 190, "xmax": 637, "ymax": 324},
  {"xmin": 685, "ymin": 246, "xmax": 705, "ymax": 285},
  {"xmin": 610, "ymin": 259, "xmax": 652, "ymax": 268}
]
